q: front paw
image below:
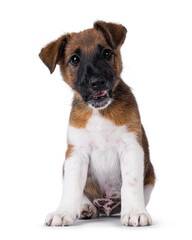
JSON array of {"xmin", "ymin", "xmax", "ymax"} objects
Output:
[
  {"xmin": 121, "ymin": 212, "xmax": 152, "ymax": 227},
  {"xmin": 45, "ymin": 211, "xmax": 77, "ymax": 226}
]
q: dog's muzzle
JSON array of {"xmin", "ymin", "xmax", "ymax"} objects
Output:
[{"xmin": 84, "ymin": 76, "xmax": 112, "ymax": 109}]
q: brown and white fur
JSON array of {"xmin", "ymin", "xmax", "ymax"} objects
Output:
[{"xmin": 39, "ymin": 21, "xmax": 155, "ymax": 227}]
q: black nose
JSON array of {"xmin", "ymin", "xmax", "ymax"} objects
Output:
[{"xmin": 89, "ymin": 77, "xmax": 107, "ymax": 90}]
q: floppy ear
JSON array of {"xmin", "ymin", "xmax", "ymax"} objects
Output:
[
  {"xmin": 94, "ymin": 21, "xmax": 127, "ymax": 49},
  {"xmin": 39, "ymin": 34, "xmax": 69, "ymax": 74}
]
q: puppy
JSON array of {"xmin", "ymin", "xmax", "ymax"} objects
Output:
[{"xmin": 39, "ymin": 21, "xmax": 155, "ymax": 227}]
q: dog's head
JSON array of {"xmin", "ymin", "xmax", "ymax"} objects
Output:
[{"xmin": 39, "ymin": 21, "xmax": 127, "ymax": 109}]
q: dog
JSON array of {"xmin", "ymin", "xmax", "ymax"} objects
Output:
[{"xmin": 39, "ymin": 21, "xmax": 155, "ymax": 227}]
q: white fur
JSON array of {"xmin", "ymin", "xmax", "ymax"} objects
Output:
[
  {"xmin": 119, "ymin": 134, "xmax": 152, "ymax": 226},
  {"xmin": 88, "ymin": 98, "xmax": 112, "ymax": 110},
  {"xmin": 45, "ymin": 109, "xmax": 152, "ymax": 226},
  {"xmin": 45, "ymin": 149, "xmax": 89, "ymax": 226}
]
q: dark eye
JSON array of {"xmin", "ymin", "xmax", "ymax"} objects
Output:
[
  {"xmin": 103, "ymin": 49, "xmax": 113, "ymax": 60},
  {"xmin": 70, "ymin": 55, "xmax": 80, "ymax": 66}
]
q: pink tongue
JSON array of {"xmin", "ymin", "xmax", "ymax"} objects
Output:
[{"xmin": 93, "ymin": 91, "xmax": 105, "ymax": 97}]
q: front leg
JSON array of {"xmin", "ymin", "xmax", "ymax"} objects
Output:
[
  {"xmin": 45, "ymin": 147, "xmax": 89, "ymax": 226},
  {"xmin": 120, "ymin": 133, "xmax": 152, "ymax": 227}
]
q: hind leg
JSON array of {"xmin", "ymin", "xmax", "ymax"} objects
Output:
[
  {"xmin": 79, "ymin": 194, "xmax": 99, "ymax": 219},
  {"xmin": 144, "ymin": 184, "xmax": 154, "ymax": 206}
]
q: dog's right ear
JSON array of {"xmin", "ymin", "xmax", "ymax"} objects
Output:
[{"xmin": 39, "ymin": 34, "xmax": 69, "ymax": 74}]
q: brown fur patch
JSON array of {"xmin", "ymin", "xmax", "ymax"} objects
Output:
[
  {"xmin": 84, "ymin": 174, "xmax": 103, "ymax": 202},
  {"xmin": 65, "ymin": 144, "xmax": 74, "ymax": 159},
  {"xmin": 69, "ymin": 94, "xmax": 93, "ymax": 128},
  {"xmin": 142, "ymin": 126, "xmax": 156, "ymax": 186},
  {"xmin": 39, "ymin": 34, "xmax": 70, "ymax": 74},
  {"xmin": 99, "ymin": 80, "xmax": 142, "ymax": 134},
  {"xmin": 94, "ymin": 21, "xmax": 127, "ymax": 49},
  {"xmin": 59, "ymin": 29, "xmax": 110, "ymax": 90},
  {"xmin": 144, "ymin": 174, "xmax": 155, "ymax": 186},
  {"xmin": 62, "ymin": 144, "xmax": 74, "ymax": 177}
]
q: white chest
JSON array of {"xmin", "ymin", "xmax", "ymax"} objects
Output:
[
  {"xmin": 68, "ymin": 111, "xmax": 127, "ymax": 149},
  {"xmin": 68, "ymin": 111, "xmax": 129, "ymax": 196},
  {"xmin": 85, "ymin": 112, "xmax": 125, "ymax": 194}
]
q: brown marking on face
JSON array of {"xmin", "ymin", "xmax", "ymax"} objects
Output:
[
  {"xmin": 58, "ymin": 30, "xmax": 106, "ymax": 90},
  {"xmin": 65, "ymin": 29, "xmax": 106, "ymax": 57},
  {"xmin": 59, "ymin": 27, "xmax": 125, "ymax": 93},
  {"xmin": 39, "ymin": 22, "xmax": 127, "ymax": 105},
  {"xmin": 58, "ymin": 29, "xmax": 107, "ymax": 91}
]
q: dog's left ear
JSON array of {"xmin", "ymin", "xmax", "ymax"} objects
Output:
[
  {"xmin": 39, "ymin": 34, "xmax": 70, "ymax": 74},
  {"xmin": 94, "ymin": 21, "xmax": 127, "ymax": 49}
]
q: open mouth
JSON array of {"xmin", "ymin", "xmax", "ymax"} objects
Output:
[
  {"xmin": 87, "ymin": 90, "xmax": 112, "ymax": 109},
  {"xmin": 90, "ymin": 90, "xmax": 109, "ymax": 100}
]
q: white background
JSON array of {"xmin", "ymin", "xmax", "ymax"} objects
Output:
[{"xmin": 0, "ymin": 0, "xmax": 192, "ymax": 239}]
